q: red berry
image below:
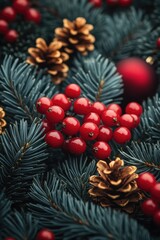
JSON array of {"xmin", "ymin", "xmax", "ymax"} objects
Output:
[
  {"xmin": 91, "ymin": 102, "xmax": 106, "ymax": 116},
  {"xmin": 125, "ymin": 102, "xmax": 143, "ymax": 116},
  {"xmin": 157, "ymin": 37, "xmax": 160, "ymax": 49},
  {"xmin": 120, "ymin": 114, "xmax": 135, "ymax": 129},
  {"xmin": 0, "ymin": 20, "xmax": 9, "ymax": 34},
  {"xmin": 137, "ymin": 172, "xmax": 156, "ymax": 192},
  {"xmin": 107, "ymin": 103, "xmax": 122, "ymax": 116},
  {"xmin": 131, "ymin": 114, "xmax": 140, "ymax": 128},
  {"xmin": 84, "ymin": 112, "xmax": 101, "ymax": 126},
  {"xmin": 89, "ymin": 0, "xmax": 102, "ymax": 7},
  {"xmin": 151, "ymin": 183, "xmax": 160, "ymax": 202},
  {"xmin": 5, "ymin": 29, "xmax": 18, "ymax": 43},
  {"xmin": 118, "ymin": 0, "xmax": 132, "ymax": 7},
  {"xmin": 65, "ymin": 84, "xmax": 81, "ymax": 98},
  {"xmin": 62, "ymin": 117, "xmax": 80, "ymax": 136},
  {"xmin": 52, "ymin": 94, "xmax": 71, "ymax": 111},
  {"xmin": 68, "ymin": 137, "xmax": 86, "ymax": 155},
  {"xmin": 0, "ymin": 7, "xmax": 16, "ymax": 22},
  {"xmin": 141, "ymin": 199, "xmax": 159, "ymax": 216},
  {"xmin": 45, "ymin": 130, "xmax": 64, "ymax": 148},
  {"xmin": 113, "ymin": 127, "xmax": 131, "ymax": 144},
  {"xmin": 62, "ymin": 139, "xmax": 71, "ymax": 152},
  {"xmin": 101, "ymin": 109, "xmax": 119, "ymax": 127},
  {"xmin": 80, "ymin": 122, "xmax": 99, "ymax": 141},
  {"xmin": 97, "ymin": 126, "xmax": 113, "ymax": 142},
  {"xmin": 106, "ymin": 0, "xmax": 118, "ymax": 6},
  {"xmin": 153, "ymin": 210, "xmax": 160, "ymax": 226},
  {"xmin": 42, "ymin": 119, "xmax": 53, "ymax": 134},
  {"xmin": 13, "ymin": 0, "xmax": 29, "ymax": 14},
  {"xmin": 46, "ymin": 106, "xmax": 65, "ymax": 124},
  {"xmin": 36, "ymin": 97, "xmax": 52, "ymax": 114},
  {"xmin": 93, "ymin": 141, "xmax": 111, "ymax": 159},
  {"xmin": 25, "ymin": 8, "xmax": 41, "ymax": 24},
  {"xmin": 36, "ymin": 229, "xmax": 55, "ymax": 240},
  {"xmin": 73, "ymin": 97, "xmax": 91, "ymax": 115}
]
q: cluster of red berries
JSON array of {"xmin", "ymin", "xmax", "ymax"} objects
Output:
[
  {"xmin": 89, "ymin": 0, "xmax": 132, "ymax": 8},
  {"xmin": 137, "ymin": 172, "xmax": 160, "ymax": 225},
  {"xmin": 5, "ymin": 228, "xmax": 55, "ymax": 240},
  {"xmin": 0, "ymin": 0, "xmax": 41, "ymax": 43},
  {"xmin": 36, "ymin": 84, "xmax": 142, "ymax": 159}
]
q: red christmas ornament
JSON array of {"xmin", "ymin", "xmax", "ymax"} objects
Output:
[
  {"xmin": 46, "ymin": 106, "xmax": 65, "ymax": 124},
  {"xmin": 92, "ymin": 141, "xmax": 111, "ymax": 159},
  {"xmin": 118, "ymin": 0, "xmax": 132, "ymax": 7},
  {"xmin": 153, "ymin": 210, "xmax": 160, "ymax": 226},
  {"xmin": 106, "ymin": 0, "xmax": 118, "ymax": 6},
  {"xmin": 151, "ymin": 183, "xmax": 160, "ymax": 202},
  {"xmin": 25, "ymin": 8, "xmax": 41, "ymax": 24},
  {"xmin": 52, "ymin": 94, "xmax": 71, "ymax": 111},
  {"xmin": 89, "ymin": 0, "xmax": 102, "ymax": 7},
  {"xmin": 0, "ymin": 20, "xmax": 9, "ymax": 35},
  {"xmin": 45, "ymin": 130, "xmax": 64, "ymax": 148},
  {"xmin": 79, "ymin": 122, "xmax": 99, "ymax": 141},
  {"xmin": 36, "ymin": 97, "xmax": 52, "ymax": 114},
  {"xmin": 36, "ymin": 229, "xmax": 55, "ymax": 240},
  {"xmin": 65, "ymin": 84, "xmax": 81, "ymax": 99},
  {"xmin": 137, "ymin": 172, "xmax": 156, "ymax": 192},
  {"xmin": 113, "ymin": 127, "xmax": 131, "ymax": 144},
  {"xmin": 141, "ymin": 199, "xmax": 159, "ymax": 216},
  {"xmin": 68, "ymin": 137, "xmax": 86, "ymax": 155},
  {"xmin": 13, "ymin": 0, "xmax": 29, "ymax": 14},
  {"xmin": 156, "ymin": 37, "xmax": 160, "ymax": 49},
  {"xmin": 0, "ymin": 7, "xmax": 16, "ymax": 22},
  {"xmin": 5, "ymin": 29, "xmax": 19, "ymax": 43},
  {"xmin": 62, "ymin": 117, "xmax": 80, "ymax": 136},
  {"xmin": 117, "ymin": 58, "xmax": 156, "ymax": 102}
]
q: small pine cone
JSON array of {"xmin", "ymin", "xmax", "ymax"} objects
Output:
[
  {"xmin": 54, "ymin": 17, "xmax": 95, "ymax": 55},
  {"xmin": 0, "ymin": 107, "xmax": 7, "ymax": 134},
  {"xmin": 26, "ymin": 38, "xmax": 69, "ymax": 84},
  {"xmin": 89, "ymin": 158, "xmax": 143, "ymax": 213}
]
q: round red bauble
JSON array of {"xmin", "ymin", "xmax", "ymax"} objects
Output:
[
  {"xmin": 151, "ymin": 183, "xmax": 160, "ymax": 202},
  {"xmin": 0, "ymin": 7, "xmax": 16, "ymax": 22},
  {"xmin": 25, "ymin": 8, "xmax": 41, "ymax": 24},
  {"xmin": 36, "ymin": 229, "xmax": 55, "ymax": 240},
  {"xmin": 89, "ymin": 0, "xmax": 102, "ymax": 7},
  {"xmin": 13, "ymin": 0, "xmax": 29, "ymax": 14},
  {"xmin": 5, "ymin": 29, "xmax": 19, "ymax": 43},
  {"xmin": 118, "ymin": 0, "xmax": 132, "ymax": 7},
  {"xmin": 157, "ymin": 37, "xmax": 160, "ymax": 49},
  {"xmin": 0, "ymin": 20, "xmax": 9, "ymax": 35},
  {"xmin": 117, "ymin": 58, "xmax": 156, "ymax": 102},
  {"xmin": 137, "ymin": 172, "xmax": 156, "ymax": 192}
]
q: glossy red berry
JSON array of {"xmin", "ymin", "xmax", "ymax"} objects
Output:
[
  {"xmin": 13, "ymin": 0, "xmax": 29, "ymax": 14},
  {"xmin": 73, "ymin": 97, "xmax": 91, "ymax": 115},
  {"xmin": 68, "ymin": 137, "xmax": 86, "ymax": 155},
  {"xmin": 101, "ymin": 109, "xmax": 119, "ymax": 127},
  {"xmin": 42, "ymin": 119, "xmax": 53, "ymax": 134},
  {"xmin": 137, "ymin": 172, "xmax": 156, "ymax": 192},
  {"xmin": 93, "ymin": 141, "xmax": 111, "ymax": 159},
  {"xmin": 91, "ymin": 102, "xmax": 106, "ymax": 116},
  {"xmin": 97, "ymin": 126, "xmax": 113, "ymax": 142},
  {"xmin": 106, "ymin": 0, "xmax": 118, "ymax": 6},
  {"xmin": 89, "ymin": 0, "xmax": 102, "ymax": 7},
  {"xmin": 1, "ymin": 7, "xmax": 16, "ymax": 22},
  {"xmin": 107, "ymin": 103, "xmax": 122, "ymax": 116},
  {"xmin": 52, "ymin": 94, "xmax": 71, "ymax": 111},
  {"xmin": 156, "ymin": 37, "xmax": 160, "ymax": 49},
  {"xmin": 65, "ymin": 84, "xmax": 81, "ymax": 98},
  {"xmin": 151, "ymin": 183, "xmax": 160, "ymax": 202},
  {"xmin": 25, "ymin": 8, "xmax": 41, "ymax": 24},
  {"xmin": 62, "ymin": 117, "xmax": 80, "ymax": 136},
  {"xmin": 36, "ymin": 229, "xmax": 55, "ymax": 240},
  {"xmin": 0, "ymin": 20, "xmax": 9, "ymax": 35},
  {"xmin": 84, "ymin": 112, "xmax": 101, "ymax": 126},
  {"xmin": 118, "ymin": 0, "xmax": 132, "ymax": 7},
  {"xmin": 125, "ymin": 102, "xmax": 143, "ymax": 116},
  {"xmin": 45, "ymin": 130, "xmax": 64, "ymax": 148},
  {"xmin": 80, "ymin": 122, "xmax": 99, "ymax": 141},
  {"xmin": 153, "ymin": 210, "xmax": 160, "ymax": 226},
  {"xmin": 131, "ymin": 114, "xmax": 140, "ymax": 128},
  {"xmin": 113, "ymin": 127, "xmax": 131, "ymax": 144},
  {"xmin": 36, "ymin": 97, "xmax": 52, "ymax": 114},
  {"xmin": 141, "ymin": 199, "xmax": 159, "ymax": 216},
  {"xmin": 5, "ymin": 29, "xmax": 19, "ymax": 43},
  {"xmin": 46, "ymin": 106, "xmax": 65, "ymax": 124},
  {"xmin": 120, "ymin": 114, "xmax": 135, "ymax": 129}
]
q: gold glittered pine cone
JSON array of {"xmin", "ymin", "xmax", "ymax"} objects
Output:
[
  {"xmin": 89, "ymin": 158, "xmax": 143, "ymax": 213},
  {"xmin": 26, "ymin": 38, "xmax": 69, "ymax": 84},
  {"xmin": 54, "ymin": 17, "xmax": 95, "ymax": 55},
  {"xmin": 0, "ymin": 107, "xmax": 7, "ymax": 134}
]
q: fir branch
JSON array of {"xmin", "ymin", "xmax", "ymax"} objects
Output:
[
  {"xmin": 0, "ymin": 120, "xmax": 47, "ymax": 203},
  {"xmin": 28, "ymin": 174, "xmax": 151, "ymax": 240},
  {"xmin": 0, "ymin": 56, "xmax": 58, "ymax": 123},
  {"xmin": 0, "ymin": 190, "xmax": 11, "ymax": 227}
]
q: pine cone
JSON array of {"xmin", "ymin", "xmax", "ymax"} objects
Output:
[
  {"xmin": 0, "ymin": 107, "xmax": 6, "ymax": 134},
  {"xmin": 89, "ymin": 158, "xmax": 143, "ymax": 213},
  {"xmin": 26, "ymin": 38, "xmax": 69, "ymax": 84},
  {"xmin": 54, "ymin": 17, "xmax": 95, "ymax": 55}
]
